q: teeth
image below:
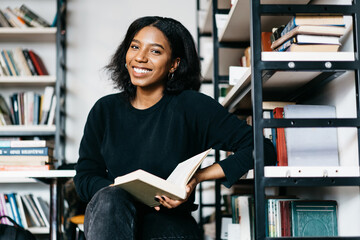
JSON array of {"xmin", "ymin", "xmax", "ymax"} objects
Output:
[{"xmin": 134, "ymin": 67, "xmax": 150, "ymax": 74}]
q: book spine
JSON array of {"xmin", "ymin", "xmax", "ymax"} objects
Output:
[
  {"xmin": 0, "ymin": 147, "xmax": 50, "ymax": 156},
  {"xmin": 7, "ymin": 50, "xmax": 20, "ymax": 76},
  {"xmin": 7, "ymin": 193, "xmax": 23, "ymax": 227},
  {"xmin": 21, "ymin": 195, "xmax": 41, "ymax": 227},
  {"xmin": 0, "ymin": 165, "xmax": 51, "ymax": 171},
  {"xmin": 26, "ymin": 194, "xmax": 46, "ymax": 227},
  {"xmin": 32, "ymin": 195, "xmax": 49, "ymax": 227},
  {"xmin": 0, "ymin": 9, "xmax": 11, "ymax": 27},
  {"xmin": 4, "ymin": 194, "xmax": 15, "ymax": 224},
  {"xmin": 22, "ymin": 49, "xmax": 37, "ymax": 76},
  {"xmin": 1, "ymin": 50, "xmax": 14, "ymax": 76},
  {"xmin": 281, "ymin": 17, "xmax": 296, "ymax": 37},
  {"xmin": 28, "ymin": 50, "xmax": 48, "ymax": 75},
  {"xmin": 0, "ymin": 194, "xmax": 8, "ymax": 224},
  {"xmin": 15, "ymin": 193, "xmax": 28, "ymax": 229},
  {"xmin": 19, "ymin": 5, "xmax": 50, "ymax": 27}
]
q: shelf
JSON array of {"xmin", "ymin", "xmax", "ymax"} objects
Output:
[
  {"xmin": 0, "ymin": 170, "xmax": 76, "ymax": 181},
  {"xmin": 0, "ymin": 76, "xmax": 56, "ymax": 86},
  {"xmin": 0, "ymin": 27, "xmax": 57, "ymax": 42},
  {"xmin": 202, "ymin": 48, "xmax": 245, "ymax": 80},
  {"xmin": 262, "ymin": 52, "xmax": 355, "ymax": 62},
  {"xmin": 247, "ymin": 166, "xmax": 360, "ymax": 178},
  {"xmin": 198, "ymin": 0, "xmax": 231, "ymax": 34},
  {"xmin": 0, "ymin": 125, "xmax": 56, "ymax": 136},
  {"xmin": 28, "ymin": 226, "xmax": 50, "ymax": 234}
]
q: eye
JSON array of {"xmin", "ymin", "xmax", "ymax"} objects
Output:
[
  {"xmin": 151, "ymin": 49, "xmax": 161, "ymax": 55},
  {"xmin": 130, "ymin": 44, "xmax": 139, "ymax": 50}
]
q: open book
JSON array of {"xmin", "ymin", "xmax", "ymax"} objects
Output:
[{"xmin": 113, "ymin": 149, "xmax": 212, "ymax": 207}]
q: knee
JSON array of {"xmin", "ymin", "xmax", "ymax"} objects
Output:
[{"xmin": 88, "ymin": 186, "xmax": 136, "ymax": 214}]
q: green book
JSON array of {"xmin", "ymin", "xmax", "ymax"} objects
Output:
[{"xmin": 291, "ymin": 200, "xmax": 338, "ymax": 237}]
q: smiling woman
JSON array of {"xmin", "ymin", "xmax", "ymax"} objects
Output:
[{"xmin": 74, "ymin": 16, "xmax": 277, "ymax": 240}]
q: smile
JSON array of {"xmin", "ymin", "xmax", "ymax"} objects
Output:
[{"xmin": 133, "ymin": 67, "xmax": 152, "ymax": 74}]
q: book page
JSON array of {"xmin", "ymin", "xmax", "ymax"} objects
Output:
[{"xmin": 166, "ymin": 149, "xmax": 211, "ymax": 186}]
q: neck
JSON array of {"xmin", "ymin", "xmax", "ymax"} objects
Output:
[{"xmin": 131, "ymin": 87, "xmax": 164, "ymax": 110}]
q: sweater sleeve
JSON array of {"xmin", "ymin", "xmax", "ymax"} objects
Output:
[
  {"xmin": 184, "ymin": 92, "xmax": 276, "ymax": 187},
  {"xmin": 74, "ymin": 101, "xmax": 113, "ymax": 202}
]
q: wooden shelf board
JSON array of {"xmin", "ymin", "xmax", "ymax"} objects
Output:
[
  {"xmin": 0, "ymin": 125, "xmax": 56, "ymax": 135},
  {"xmin": 0, "ymin": 28, "xmax": 57, "ymax": 42},
  {"xmin": 0, "ymin": 170, "xmax": 76, "ymax": 180},
  {"xmin": 0, "ymin": 76, "xmax": 56, "ymax": 86}
]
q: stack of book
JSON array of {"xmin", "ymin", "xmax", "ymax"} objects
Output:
[
  {"xmin": 270, "ymin": 15, "xmax": 346, "ymax": 52},
  {"xmin": 228, "ymin": 194, "xmax": 338, "ymax": 239},
  {"xmin": 0, "ymin": 139, "xmax": 54, "ymax": 171},
  {"xmin": 0, "ymin": 5, "xmax": 51, "ymax": 28},
  {"xmin": 0, "ymin": 86, "xmax": 56, "ymax": 126},
  {"xmin": 0, "ymin": 48, "xmax": 49, "ymax": 77},
  {"xmin": 0, "ymin": 192, "xmax": 50, "ymax": 229}
]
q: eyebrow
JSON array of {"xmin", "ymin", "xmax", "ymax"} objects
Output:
[{"xmin": 131, "ymin": 39, "xmax": 165, "ymax": 50}]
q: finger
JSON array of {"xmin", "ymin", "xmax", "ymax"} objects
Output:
[{"xmin": 154, "ymin": 206, "xmax": 160, "ymax": 211}]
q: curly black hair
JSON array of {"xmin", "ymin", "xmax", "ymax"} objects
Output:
[{"xmin": 105, "ymin": 16, "xmax": 201, "ymax": 100}]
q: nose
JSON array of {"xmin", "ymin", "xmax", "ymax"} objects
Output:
[{"xmin": 135, "ymin": 49, "xmax": 148, "ymax": 62}]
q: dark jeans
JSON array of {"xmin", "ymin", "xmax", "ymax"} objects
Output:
[{"xmin": 84, "ymin": 186, "xmax": 202, "ymax": 240}]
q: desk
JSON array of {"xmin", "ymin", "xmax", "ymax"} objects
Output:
[{"xmin": 0, "ymin": 170, "xmax": 76, "ymax": 240}]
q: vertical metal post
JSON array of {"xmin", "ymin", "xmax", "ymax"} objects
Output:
[
  {"xmin": 211, "ymin": 0, "xmax": 222, "ymax": 239},
  {"xmin": 49, "ymin": 178, "xmax": 59, "ymax": 240},
  {"xmin": 250, "ymin": 0, "xmax": 267, "ymax": 239}
]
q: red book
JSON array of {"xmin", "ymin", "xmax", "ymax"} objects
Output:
[
  {"xmin": 280, "ymin": 200, "xmax": 292, "ymax": 237},
  {"xmin": 261, "ymin": 32, "xmax": 273, "ymax": 52},
  {"xmin": 273, "ymin": 107, "xmax": 288, "ymax": 166},
  {"xmin": 28, "ymin": 50, "xmax": 49, "ymax": 76}
]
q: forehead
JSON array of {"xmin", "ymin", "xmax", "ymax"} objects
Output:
[{"xmin": 133, "ymin": 26, "xmax": 170, "ymax": 48}]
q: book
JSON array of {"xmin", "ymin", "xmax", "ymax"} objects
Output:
[
  {"xmin": 275, "ymin": 34, "xmax": 341, "ymax": 52},
  {"xmin": 281, "ymin": 15, "xmax": 345, "ymax": 38},
  {"xmin": 40, "ymin": 86, "xmax": 55, "ymax": 125},
  {"xmin": 262, "ymin": 32, "xmax": 273, "ymax": 52},
  {"xmin": 13, "ymin": 7, "xmax": 43, "ymax": 28},
  {"xmin": 291, "ymin": 200, "xmax": 338, "ymax": 237},
  {"xmin": 113, "ymin": 149, "xmax": 212, "ymax": 207},
  {"xmin": 22, "ymin": 49, "xmax": 37, "ymax": 76},
  {"xmin": 7, "ymin": 193, "xmax": 23, "ymax": 227},
  {"xmin": 0, "ymin": 193, "xmax": 12, "ymax": 225},
  {"xmin": 273, "ymin": 107, "xmax": 287, "ymax": 166},
  {"xmin": 6, "ymin": 50, "xmax": 20, "ymax": 76},
  {"xmin": 0, "ymin": 9, "xmax": 11, "ymax": 27},
  {"xmin": 0, "ymin": 155, "xmax": 51, "ymax": 165},
  {"xmin": 32, "ymin": 195, "xmax": 50, "ymax": 228},
  {"xmin": 0, "ymin": 52, "xmax": 10, "ymax": 76},
  {"xmin": 19, "ymin": 5, "xmax": 51, "ymax": 28},
  {"xmin": 0, "ymin": 94, "xmax": 13, "ymax": 125},
  {"xmin": 21, "ymin": 195, "xmax": 41, "ymax": 227},
  {"xmin": 47, "ymin": 95, "xmax": 56, "ymax": 126},
  {"xmin": 284, "ymin": 105, "xmax": 339, "ymax": 167},
  {"xmin": 1, "ymin": 50, "xmax": 16, "ymax": 76},
  {"xmin": 28, "ymin": 50, "xmax": 49, "ymax": 76},
  {"xmin": 15, "ymin": 193, "xmax": 28, "ymax": 229},
  {"xmin": 0, "ymin": 165, "xmax": 52, "ymax": 171},
  {"xmin": 279, "ymin": 43, "xmax": 340, "ymax": 52},
  {"xmin": 271, "ymin": 25, "xmax": 346, "ymax": 50},
  {"xmin": 0, "ymin": 147, "xmax": 53, "ymax": 156},
  {"xmin": 13, "ymin": 47, "xmax": 32, "ymax": 76},
  {"xmin": 0, "ymin": 139, "xmax": 52, "ymax": 148}
]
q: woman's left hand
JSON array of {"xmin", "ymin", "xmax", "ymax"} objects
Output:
[{"xmin": 154, "ymin": 176, "xmax": 198, "ymax": 211}]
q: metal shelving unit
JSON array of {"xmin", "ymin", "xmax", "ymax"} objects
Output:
[{"xmin": 251, "ymin": 0, "xmax": 360, "ymax": 239}]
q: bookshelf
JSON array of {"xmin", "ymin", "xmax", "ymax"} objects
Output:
[
  {"xmin": 197, "ymin": 0, "xmax": 360, "ymax": 239},
  {"xmin": 0, "ymin": 1, "xmax": 67, "ymax": 239}
]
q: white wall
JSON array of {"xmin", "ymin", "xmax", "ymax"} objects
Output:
[{"xmin": 65, "ymin": 0, "xmax": 197, "ymax": 163}]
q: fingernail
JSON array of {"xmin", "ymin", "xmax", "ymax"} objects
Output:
[
  {"xmin": 154, "ymin": 197, "xmax": 160, "ymax": 202},
  {"xmin": 161, "ymin": 196, "xmax": 165, "ymax": 201}
]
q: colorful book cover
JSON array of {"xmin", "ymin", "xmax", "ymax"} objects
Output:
[{"xmin": 291, "ymin": 200, "xmax": 338, "ymax": 237}]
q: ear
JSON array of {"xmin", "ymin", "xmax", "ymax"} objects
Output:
[{"xmin": 169, "ymin": 57, "xmax": 181, "ymax": 73}]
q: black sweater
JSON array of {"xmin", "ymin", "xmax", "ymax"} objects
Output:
[{"xmin": 74, "ymin": 90, "xmax": 276, "ymax": 206}]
